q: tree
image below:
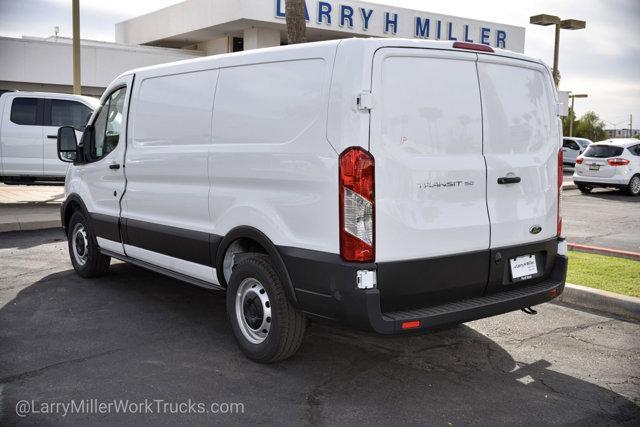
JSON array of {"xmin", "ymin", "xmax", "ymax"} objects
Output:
[
  {"xmin": 574, "ymin": 111, "xmax": 606, "ymax": 142},
  {"xmin": 285, "ymin": 0, "xmax": 306, "ymax": 44}
]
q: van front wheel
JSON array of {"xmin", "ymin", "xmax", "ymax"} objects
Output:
[
  {"xmin": 226, "ymin": 255, "xmax": 305, "ymax": 363},
  {"xmin": 67, "ymin": 211, "xmax": 110, "ymax": 277}
]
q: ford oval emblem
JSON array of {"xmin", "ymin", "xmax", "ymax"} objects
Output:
[{"xmin": 529, "ymin": 225, "xmax": 542, "ymax": 235}]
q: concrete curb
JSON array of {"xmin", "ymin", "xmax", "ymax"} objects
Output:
[
  {"xmin": 568, "ymin": 243, "xmax": 640, "ymax": 261},
  {"xmin": 555, "ymin": 283, "xmax": 640, "ymax": 322},
  {"xmin": 562, "ymin": 183, "xmax": 577, "ymax": 190},
  {"xmin": 0, "ymin": 218, "xmax": 61, "ymax": 233}
]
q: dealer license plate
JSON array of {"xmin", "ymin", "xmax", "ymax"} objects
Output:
[{"xmin": 509, "ymin": 254, "xmax": 538, "ymax": 281}]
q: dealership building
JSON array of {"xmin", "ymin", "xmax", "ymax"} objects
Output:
[{"xmin": 0, "ymin": 0, "xmax": 525, "ymax": 96}]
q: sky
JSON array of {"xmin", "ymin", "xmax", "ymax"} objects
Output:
[{"xmin": 0, "ymin": 0, "xmax": 638, "ymax": 129}]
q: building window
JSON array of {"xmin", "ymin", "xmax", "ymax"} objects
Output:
[{"xmin": 232, "ymin": 37, "xmax": 243, "ymax": 52}]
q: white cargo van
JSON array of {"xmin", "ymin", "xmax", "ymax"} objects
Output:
[
  {"xmin": 0, "ymin": 91, "xmax": 98, "ymax": 184},
  {"xmin": 57, "ymin": 39, "xmax": 567, "ymax": 362}
]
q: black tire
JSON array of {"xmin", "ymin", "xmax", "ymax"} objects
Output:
[
  {"xmin": 67, "ymin": 211, "xmax": 110, "ymax": 278},
  {"xmin": 625, "ymin": 175, "xmax": 640, "ymax": 196},
  {"xmin": 226, "ymin": 254, "xmax": 305, "ymax": 363},
  {"xmin": 577, "ymin": 184, "xmax": 593, "ymax": 194}
]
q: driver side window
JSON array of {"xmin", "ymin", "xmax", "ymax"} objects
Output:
[{"xmin": 91, "ymin": 87, "xmax": 126, "ymax": 161}]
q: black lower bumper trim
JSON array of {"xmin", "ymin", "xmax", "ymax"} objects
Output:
[
  {"xmin": 280, "ymin": 242, "xmax": 567, "ymax": 334},
  {"xmin": 574, "ymin": 180, "xmax": 626, "ymax": 189},
  {"xmin": 381, "ymin": 280, "xmax": 562, "ymax": 332},
  {"xmin": 366, "ymin": 255, "xmax": 567, "ymax": 334}
]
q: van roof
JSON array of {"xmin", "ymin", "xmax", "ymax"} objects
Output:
[{"xmin": 118, "ymin": 38, "xmax": 547, "ymax": 80}]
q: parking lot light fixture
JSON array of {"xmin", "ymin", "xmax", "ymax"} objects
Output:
[
  {"xmin": 530, "ymin": 14, "xmax": 561, "ymax": 26},
  {"xmin": 530, "ymin": 14, "xmax": 586, "ymax": 87},
  {"xmin": 560, "ymin": 19, "xmax": 586, "ymax": 30}
]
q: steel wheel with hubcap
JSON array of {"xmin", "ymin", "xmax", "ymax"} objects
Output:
[
  {"xmin": 235, "ymin": 278, "xmax": 272, "ymax": 344},
  {"xmin": 71, "ymin": 222, "xmax": 89, "ymax": 266},
  {"xmin": 67, "ymin": 211, "xmax": 111, "ymax": 277},
  {"xmin": 227, "ymin": 254, "xmax": 306, "ymax": 363}
]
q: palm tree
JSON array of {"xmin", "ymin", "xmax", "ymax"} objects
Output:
[{"xmin": 285, "ymin": 0, "xmax": 306, "ymax": 44}]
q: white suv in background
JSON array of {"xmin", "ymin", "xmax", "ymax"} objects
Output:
[
  {"xmin": 0, "ymin": 91, "xmax": 99, "ymax": 184},
  {"xmin": 573, "ymin": 139, "xmax": 640, "ymax": 195}
]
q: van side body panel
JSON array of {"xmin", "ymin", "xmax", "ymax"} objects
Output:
[
  {"xmin": 209, "ymin": 44, "xmax": 340, "ymax": 255},
  {"xmin": 325, "ymin": 40, "xmax": 373, "ymax": 154}
]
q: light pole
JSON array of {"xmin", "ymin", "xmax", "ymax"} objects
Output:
[
  {"xmin": 530, "ymin": 14, "xmax": 586, "ymax": 88},
  {"xmin": 72, "ymin": 0, "xmax": 81, "ymax": 95},
  {"xmin": 569, "ymin": 93, "xmax": 588, "ymax": 137}
]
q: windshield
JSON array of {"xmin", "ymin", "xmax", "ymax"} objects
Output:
[{"xmin": 583, "ymin": 145, "xmax": 623, "ymax": 158}]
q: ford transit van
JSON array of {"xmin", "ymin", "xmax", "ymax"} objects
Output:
[
  {"xmin": 58, "ymin": 39, "xmax": 567, "ymax": 362},
  {"xmin": 0, "ymin": 92, "xmax": 98, "ymax": 184}
]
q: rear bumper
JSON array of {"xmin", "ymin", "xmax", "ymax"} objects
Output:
[
  {"xmin": 573, "ymin": 173, "xmax": 631, "ymax": 187},
  {"xmin": 370, "ymin": 256, "xmax": 566, "ymax": 333},
  {"xmin": 278, "ymin": 242, "xmax": 567, "ymax": 334}
]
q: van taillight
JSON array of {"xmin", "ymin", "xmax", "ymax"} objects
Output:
[
  {"xmin": 575, "ymin": 157, "xmax": 583, "ymax": 165},
  {"xmin": 339, "ymin": 147, "xmax": 375, "ymax": 262},
  {"xmin": 557, "ymin": 149, "xmax": 563, "ymax": 237},
  {"xmin": 607, "ymin": 158, "xmax": 630, "ymax": 166}
]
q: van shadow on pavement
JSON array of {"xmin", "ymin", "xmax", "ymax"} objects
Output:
[{"xmin": 0, "ymin": 262, "xmax": 638, "ymax": 425}]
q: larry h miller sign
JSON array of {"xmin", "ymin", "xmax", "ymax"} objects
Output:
[{"xmin": 275, "ymin": 0, "xmax": 526, "ymax": 52}]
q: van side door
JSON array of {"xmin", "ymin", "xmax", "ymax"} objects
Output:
[
  {"xmin": 74, "ymin": 76, "xmax": 133, "ymax": 255},
  {"xmin": 120, "ymin": 70, "xmax": 219, "ymax": 284},
  {"xmin": 0, "ymin": 94, "xmax": 45, "ymax": 177},
  {"xmin": 43, "ymin": 97, "xmax": 94, "ymax": 176}
]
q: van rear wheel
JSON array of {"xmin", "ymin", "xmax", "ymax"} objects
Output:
[
  {"xmin": 67, "ymin": 211, "xmax": 111, "ymax": 277},
  {"xmin": 226, "ymin": 255, "xmax": 305, "ymax": 363}
]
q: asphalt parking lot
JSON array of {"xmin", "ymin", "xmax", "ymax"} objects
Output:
[
  {"xmin": 562, "ymin": 185, "xmax": 640, "ymax": 253},
  {"xmin": 1, "ymin": 229, "xmax": 639, "ymax": 425}
]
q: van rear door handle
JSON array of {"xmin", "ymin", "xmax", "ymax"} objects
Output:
[
  {"xmin": 47, "ymin": 135, "xmax": 57, "ymax": 139},
  {"xmin": 497, "ymin": 176, "xmax": 521, "ymax": 184},
  {"xmin": 109, "ymin": 163, "xmax": 121, "ymax": 170}
]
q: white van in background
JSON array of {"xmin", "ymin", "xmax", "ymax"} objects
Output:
[
  {"xmin": 0, "ymin": 91, "xmax": 98, "ymax": 184},
  {"xmin": 57, "ymin": 39, "xmax": 567, "ymax": 362}
]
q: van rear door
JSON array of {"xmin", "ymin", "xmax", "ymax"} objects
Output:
[
  {"xmin": 369, "ymin": 48, "xmax": 490, "ymax": 308},
  {"xmin": 478, "ymin": 57, "xmax": 559, "ymax": 247},
  {"xmin": 477, "ymin": 56, "xmax": 560, "ymax": 294}
]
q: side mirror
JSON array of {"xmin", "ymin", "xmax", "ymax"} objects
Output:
[{"xmin": 57, "ymin": 126, "xmax": 78, "ymax": 162}]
